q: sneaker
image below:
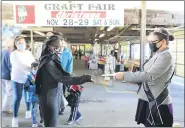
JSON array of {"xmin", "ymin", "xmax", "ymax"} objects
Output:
[
  {"xmin": 25, "ymin": 111, "xmax": 31, "ymax": 119},
  {"xmin": 66, "ymin": 120, "xmax": 74, "ymax": 125},
  {"xmin": 59, "ymin": 108, "xmax": 65, "ymax": 115},
  {"xmin": 32, "ymin": 124, "xmax": 38, "ymax": 127},
  {"xmin": 7, "ymin": 110, "xmax": 12, "ymax": 114},
  {"xmin": 41, "ymin": 123, "xmax": 44, "ymax": 127},
  {"xmin": 12, "ymin": 118, "xmax": 19, "ymax": 127},
  {"xmin": 75, "ymin": 115, "xmax": 82, "ymax": 122}
]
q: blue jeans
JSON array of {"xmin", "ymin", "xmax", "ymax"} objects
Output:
[
  {"xmin": 12, "ymin": 81, "xmax": 31, "ymax": 117},
  {"xmin": 32, "ymin": 102, "xmax": 38, "ymax": 124}
]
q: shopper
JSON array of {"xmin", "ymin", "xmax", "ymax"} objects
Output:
[
  {"xmin": 65, "ymin": 84, "xmax": 84, "ymax": 125},
  {"xmin": 79, "ymin": 49, "xmax": 82, "ymax": 60},
  {"xmin": 59, "ymin": 37, "xmax": 73, "ymax": 115},
  {"xmin": 11, "ymin": 36, "xmax": 35, "ymax": 127},
  {"xmin": 2, "ymin": 39, "xmax": 14, "ymax": 114},
  {"xmin": 35, "ymin": 35, "xmax": 93, "ymax": 127},
  {"xmin": 24, "ymin": 62, "xmax": 41, "ymax": 127}
]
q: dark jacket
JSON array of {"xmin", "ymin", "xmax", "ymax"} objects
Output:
[
  {"xmin": 35, "ymin": 53, "xmax": 91, "ymax": 95},
  {"xmin": 1, "ymin": 49, "xmax": 11, "ymax": 80},
  {"xmin": 66, "ymin": 85, "xmax": 84, "ymax": 107}
]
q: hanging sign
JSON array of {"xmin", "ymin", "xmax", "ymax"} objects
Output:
[{"xmin": 14, "ymin": 1, "xmax": 124, "ymax": 26}]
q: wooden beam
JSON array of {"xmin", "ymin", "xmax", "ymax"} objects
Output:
[
  {"xmin": 23, "ymin": 27, "xmax": 53, "ymax": 31},
  {"xmin": 70, "ymin": 40, "xmax": 91, "ymax": 43},
  {"xmin": 53, "ymin": 27, "xmax": 96, "ymax": 34}
]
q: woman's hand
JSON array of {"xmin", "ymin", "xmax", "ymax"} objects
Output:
[
  {"xmin": 83, "ymin": 75, "xmax": 95, "ymax": 83},
  {"xmin": 114, "ymin": 72, "xmax": 124, "ymax": 80}
]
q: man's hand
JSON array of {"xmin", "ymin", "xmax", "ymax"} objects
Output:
[{"xmin": 114, "ymin": 72, "xmax": 124, "ymax": 80}]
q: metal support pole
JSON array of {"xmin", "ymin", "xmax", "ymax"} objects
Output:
[
  {"xmin": 129, "ymin": 43, "xmax": 132, "ymax": 58},
  {"xmin": 175, "ymin": 39, "xmax": 177, "ymax": 75},
  {"xmin": 140, "ymin": 1, "xmax": 146, "ymax": 71},
  {"xmin": 30, "ymin": 30, "xmax": 34, "ymax": 55}
]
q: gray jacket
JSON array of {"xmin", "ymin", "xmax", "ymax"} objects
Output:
[{"xmin": 124, "ymin": 48, "xmax": 175, "ymax": 105}]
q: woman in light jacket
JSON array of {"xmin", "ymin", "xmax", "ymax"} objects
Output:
[
  {"xmin": 115, "ymin": 28, "xmax": 175, "ymax": 127},
  {"xmin": 10, "ymin": 36, "xmax": 35, "ymax": 127}
]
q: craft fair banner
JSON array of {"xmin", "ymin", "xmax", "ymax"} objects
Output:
[{"xmin": 14, "ymin": 1, "xmax": 124, "ymax": 26}]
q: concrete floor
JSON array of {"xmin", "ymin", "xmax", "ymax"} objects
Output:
[{"xmin": 1, "ymin": 60, "xmax": 184, "ymax": 127}]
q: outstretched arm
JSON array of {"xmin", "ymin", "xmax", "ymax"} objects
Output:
[
  {"xmin": 115, "ymin": 53, "xmax": 173, "ymax": 83},
  {"xmin": 45, "ymin": 60, "xmax": 92, "ymax": 85}
]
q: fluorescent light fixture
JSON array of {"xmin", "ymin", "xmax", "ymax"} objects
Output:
[
  {"xmin": 99, "ymin": 34, "xmax": 105, "ymax": 38},
  {"xmin": 107, "ymin": 26, "xmax": 115, "ymax": 31},
  {"xmin": 21, "ymin": 34, "xmax": 27, "ymax": 37},
  {"xmin": 100, "ymin": 27, "xmax": 104, "ymax": 30},
  {"xmin": 34, "ymin": 31, "xmax": 45, "ymax": 37}
]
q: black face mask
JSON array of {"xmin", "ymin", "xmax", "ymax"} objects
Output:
[
  {"xmin": 48, "ymin": 45, "xmax": 61, "ymax": 54},
  {"xmin": 149, "ymin": 40, "xmax": 162, "ymax": 52}
]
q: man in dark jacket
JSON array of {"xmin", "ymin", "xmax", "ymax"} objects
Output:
[{"xmin": 2, "ymin": 39, "xmax": 14, "ymax": 113}]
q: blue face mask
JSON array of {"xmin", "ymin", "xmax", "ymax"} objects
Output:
[
  {"xmin": 17, "ymin": 43, "xmax": 26, "ymax": 51},
  {"xmin": 32, "ymin": 70, "xmax": 37, "ymax": 74}
]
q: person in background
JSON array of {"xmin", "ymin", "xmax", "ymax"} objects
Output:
[
  {"xmin": 104, "ymin": 50, "xmax": 116, "ymax": 86},
  {"xmin": 58, "ymin": 37, "xmax": 83, "ymax": 124},
  {"xmin": 79, "ymin": 49, "xmax": 82, "ymax": 60},
  {"xmin": 60, "ymin": 37, "xmax": 73, "ymax": 75},
  {"xmin": 59, "ymin": 37, "xmax": 73, "ymax": 115},
  {"xmin": 75, "ymin": 50, "xmax": 78, "ymax": 59},
  {"xmin": 35, "ymin": 35, "xmax": 93, "ymax": 127},
  {"xmin": 1, "ymin": 39, "xmax": 14, "ymax": 114},
  {"xmin": 114, "ymin": 28, "xmax": 175, "ymax": 127},
  {"xmin": 10, "ymin": 36, "xmax": 35, "ymax": 127}
]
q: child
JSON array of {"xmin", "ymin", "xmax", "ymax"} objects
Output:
[
  {"xmin": 24, "ymin": 62, "xmax": 42, "ymax": 127},
  {"xmin": 65, "ymin": 84, "xmax": 84, "ymax": 125}
]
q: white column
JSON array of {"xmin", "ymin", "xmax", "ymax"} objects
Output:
[{"xmin": 140, "ymin": 1, "xmax": 146, "ymax": 71}]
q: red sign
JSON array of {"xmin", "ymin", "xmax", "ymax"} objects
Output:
[
  {"xmin": 51, "ymin": 11, "xmax": 106, "ymax": 19},
  {"xmin": 15, "ymin": 5, "xmax": 35, "ymax": 24}
]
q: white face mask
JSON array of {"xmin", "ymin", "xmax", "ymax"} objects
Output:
[
  {"xmin": 17, "ymin": 43, "xmax": 26, "ymax": 51},
  {"xmin": 32, "ymin": 70, "xmax": 37, "ymax": 74}
]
